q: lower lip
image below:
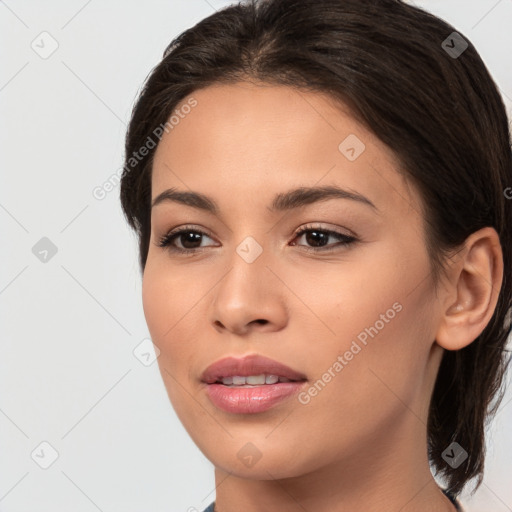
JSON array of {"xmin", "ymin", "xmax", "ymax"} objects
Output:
[{"xmin": 205, "ymin": 382, "xmax": 306, "ymax": 414}]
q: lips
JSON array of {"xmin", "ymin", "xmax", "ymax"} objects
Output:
[{"xmin": 201, "ymin": 354, "xmax": 307, "ymax": 384}]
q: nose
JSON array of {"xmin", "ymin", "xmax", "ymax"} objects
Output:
[{"xmin": 209, "ymin": 250, "xmax": 288, "ymax": 336}]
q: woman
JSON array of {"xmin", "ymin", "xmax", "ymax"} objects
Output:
[{"xmin": 119, "ymin": 0, "xmax": 512, "ymax": 510}]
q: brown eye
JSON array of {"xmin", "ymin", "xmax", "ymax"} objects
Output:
[
  {"xmin": 157, "ymin": 226, "xmax": 217, "ymax": 254},
  {"xmin": 291, "ymin": 226, "xmax": 357, "ymax": 252}
]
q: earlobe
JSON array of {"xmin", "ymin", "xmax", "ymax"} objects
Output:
[{"xmin": 435, "ymin": 227, "xmax": 503, "ymax": 351}]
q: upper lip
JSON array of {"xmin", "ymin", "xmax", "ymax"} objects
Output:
[{"xmin": 201, "ymin": 354, "xmax": 307, "ymax": 384}]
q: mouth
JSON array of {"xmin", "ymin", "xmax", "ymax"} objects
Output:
[
  {"xmin": 200, "ymin": 354, "xmax": 308, "ymax": 414},
  {"xmin": 201, "ymin": 353, "xmax": 308, "ymax": 385},
  {"xmin": 212, "ymin": 374, "xmax": 305, "ymax": 387}
]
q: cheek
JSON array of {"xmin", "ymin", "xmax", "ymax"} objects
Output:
[
  {"xmin": 142, "ymin": 259, "xmax": 199, "ymax": 340},
  {"xmin": 142, "ymin": 265, "xmax": 202, "ymax": 417},
  {"xmin": 141, "ymin": 263, "xmax": 198, "ymax": 372},
  {"xmin": 142, "ymin": 268, "xmax": 168, "ymax": 341},
  {"xmin": 292, "ymin": 241, "xmax": 435, "ymax": 401},
  {"xmin": 288, "ymin": 286, "xmax": 435, "ymax": 461}
]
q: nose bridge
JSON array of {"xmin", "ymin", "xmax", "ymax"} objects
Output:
[
  {"xmin": 235, "ymin": 233, "xmax": 266, "ymax": 266},
  {"xmin": 220, "ymin": 203, "xmax": 275, "ymax": 269},
  {"xmin": 222, "ymin": 231, "xmax": 272, "ymax": 296}
]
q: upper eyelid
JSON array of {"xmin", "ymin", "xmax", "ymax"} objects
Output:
[
  {"xmin": 166, "ymin": 224, "xmax": 215, "ymax": 239},
  {"xmin": 163, "ymin": 224, "xmax": 356, "ymax": 245},
  {"xmin": 165, "ymin": 223, "xmax": 352, "ymax": 237}
]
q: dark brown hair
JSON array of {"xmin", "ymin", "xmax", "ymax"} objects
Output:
[{"xmin": 120, "ymin": 0, "xmax": 512, "ymax": 498}]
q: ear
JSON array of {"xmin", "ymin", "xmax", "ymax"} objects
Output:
[{"xmin": 435, "ymin": 227, "xmax": 504, "ymax": 351}]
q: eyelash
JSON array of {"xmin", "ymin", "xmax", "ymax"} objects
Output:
[{"xmin": 156, "ymin": 224, "xmax": 357, "ymax": 255}]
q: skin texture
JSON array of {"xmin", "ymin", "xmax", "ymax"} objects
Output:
[{"xmin": 142, "ymin": 81, "xmax": 503, "ymax": 512}]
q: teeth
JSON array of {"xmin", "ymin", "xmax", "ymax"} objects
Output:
[
  {"xmin": 220, "ymin": 374, "xmax": 292, "ymax": 386},
  {"xmin": 265, "ymin": 374, "xmax": 279, "ymax": 384},
  {"xmin": 246, "ymin": 374, "xmax": 266, "ymax": 385},
  {"xmin": 232, "ymin": 376, "xmax": 246, "ymax": 385}
]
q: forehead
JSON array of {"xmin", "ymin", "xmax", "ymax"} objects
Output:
[{"xmin": 151, "ymin": 82, "xmax": 420, "ymax": 219}]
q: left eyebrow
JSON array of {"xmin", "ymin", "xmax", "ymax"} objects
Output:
[
  {"xmin": 268, "ymin": 185, "xmax": 378, "ymax": 213},
  {"xmin": 151, "ymin": 185, "xmax": 379, "ymax": 215}
]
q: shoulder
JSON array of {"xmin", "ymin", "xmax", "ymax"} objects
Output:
[{"xmin": 201, "ymin": 502, "xmax": 215, "ymax": 512}]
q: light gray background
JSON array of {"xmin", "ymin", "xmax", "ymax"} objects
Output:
[{"xmin": 1, "ymin": 1, "xmax": 511, "ymax": 511}]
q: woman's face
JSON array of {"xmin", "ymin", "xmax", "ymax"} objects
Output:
[{"xmin": 143, "ymin": 81, "xmax": 447, "ymax": 480}]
